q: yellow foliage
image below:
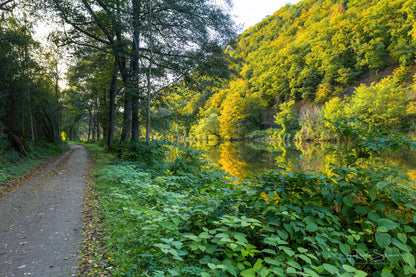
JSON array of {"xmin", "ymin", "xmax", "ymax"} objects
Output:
[{"xmin": 61, "ymin": 132, "xmax": 67, "ymax": 142}]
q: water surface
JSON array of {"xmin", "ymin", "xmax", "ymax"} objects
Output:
[{"xmin": 182, "ymin": 140, "xmax": 416, "ymax": 181}]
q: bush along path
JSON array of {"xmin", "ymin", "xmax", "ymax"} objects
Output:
[
  {"xmin": 83, "ymin": 139, "xmax": 416, "ymax": 277},
  {"xmin": 0, "ymin": 144, "xmax": 89, "ymax": 277}
]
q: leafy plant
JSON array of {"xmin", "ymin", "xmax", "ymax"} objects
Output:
[{"xmin": 87, "ymin": 134, "xmax": 416, "ymax": 276}]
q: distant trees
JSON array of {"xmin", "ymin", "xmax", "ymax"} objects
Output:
[
  {"xmin": 47, "ymin": 0, "xmax": 236, "ymax": 148},
  {"xmin": 1, "ymin": 5, "xmax": 62, "ymax": 153}
]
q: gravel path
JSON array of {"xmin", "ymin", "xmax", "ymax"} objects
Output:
[{"xmin": 0, "ymin": 144, "xmax": 89, "ymax": 277}]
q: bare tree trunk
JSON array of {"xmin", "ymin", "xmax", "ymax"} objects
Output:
[
  {"xmin": 97, "ymin": 124, "xmax": 100, "ymax": 140},
  {"xmin": 88, "ymin": 114, "xmax": 91, "ymax": 141},
  {"xmin": 121, "ymin": 94, "xmax": 132, "ymax": 142},
  {"xmin": 130, "ymin": 0, "xmax": 141, "ymax": 142},
  {"xmin": 29, "ymin": 88, "xmax": 34, "ymax": 141},
  {"xmin": 55, "ymin": 71, "xmax": 61, "ymax": 144},
  {"xmin": 107, "ymin": 62, "xmax": 117, "ymax": 149},
  {"xmin": 70, "ymin": 124, "xmax": 74, "ymax": 141},
  {"xmin": 146, "ymin": 0, "xmax": 153, "ymax": 146},
  {"xmin": 92, "ymin": 114, "xmax": 96, "ymax": 141}
]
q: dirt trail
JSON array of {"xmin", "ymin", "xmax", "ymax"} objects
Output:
[{"xmin": 0, "ymin": 144, "xmax": 89, "ymax": 277}]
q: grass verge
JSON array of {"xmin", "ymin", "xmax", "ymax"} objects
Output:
[
  {"xmin": 81, "ymin": 141, "xmax": 416, "ymax": 277},
  {"xmin": 0, "ymin": 142, "xmax": 68, "ymax": 188}
]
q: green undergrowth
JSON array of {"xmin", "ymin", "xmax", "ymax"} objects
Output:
[
  {"xmin": 87, "ymin": 138, "xmax": 416, "ymax": 277},
  {"xmin": 0, "ymin": 141, "xmax": 68, "ymax": 185}
]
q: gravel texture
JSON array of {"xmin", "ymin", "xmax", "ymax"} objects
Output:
[{"xmin": 0, "ymin": 144, "xmax": 89, "ymax": 277}]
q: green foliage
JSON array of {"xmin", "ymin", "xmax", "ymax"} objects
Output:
[
  {"xmin": 322, "ymin": 78, "xmax": 410, "ymax": 137},
  {"xmin": 0, "ymin": 142, "xmax": 68, "ymax": 185},
  {"xmin": 112, "ymin": 140, "xmax": 167, "ymax": 167},
  {"xmin": 346, "ymin": 79, "xmax": 409, "ymax": 132},
  {"xmin": 274, "ymin": 100, "xmax": 299, "ymax": 140},
  {"xmin": 295, "ymin": 104, "xmax": 329, "ymax": 141},
  {"xmin": 169, "ymin": 0, "xmax": 416, "ymax": 140},
  {"xmin": 191, "ymin": 108, "xmax": 220, "ymax": 139},
  {"xmin": 89, "ymin": 131, "xmax": 416, "ymax": 276}
]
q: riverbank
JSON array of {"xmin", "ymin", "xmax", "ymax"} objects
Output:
[{"xmin": 82, "ymin": 140, "xmax": 416, "ymax": 276}]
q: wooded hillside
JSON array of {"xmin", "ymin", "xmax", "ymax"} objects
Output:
[{"xmin": 169, "ymin": 0, "xmax": 416, "ymax": 140}]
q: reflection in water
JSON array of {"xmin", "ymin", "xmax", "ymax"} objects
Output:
[{"xmin": 183, "ymin": 140, "xmax": 416, "ymax": 183}]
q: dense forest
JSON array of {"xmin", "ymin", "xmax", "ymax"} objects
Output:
[
  {"xmin": 0, "ymin": 0, "xmax": 236, "ymax": 156},
  {"xmin": 169, "ymin": 0, "xmax": 416, "ymax": 141}
]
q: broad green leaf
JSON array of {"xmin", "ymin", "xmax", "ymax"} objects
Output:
[
  {"xmin": 375, "ymin": 232, "xmax": 391, "ymax": 249},
  {"xmin": 306, "ymin": 222, "xmax": 319, "ymax": 232},
  {"xmin": 342, "ymin": 264, "xmax": 356, "ymax": 272},
  {"xmin": 398, "ymin": 233, "xmax": 407, "ymax": 243},
  {"xmin": 167, "ymin": 269, "xmax": 179, "ymax": 276},
  {"xmin": 280, "ymin": 246, "xmax": 295, "ymax": 257},
  {"xmin": 368, "ymin": 211, "xmax": 380, "ymax": 222},
  {"xmin": 277, "ymin": 229, "xmax": 289, "ymax": 240},
  {"xmin": 297, "ymin": 247, "xmax": 308, "ymax": 253},
  {"xmin": 264, "ymin": 236, "xmax": 288, "ymax": 245},
  {"xmin": 355, "ymin": 206, "xmax": 370, "ymax": 215},
  {"xmin": 377, "ymin": 226, "xmax": 388, "ymax": 233},
  {"xmin": 392, "ymin": 238, "xmax": 409, "ymax": 251},
  {"xmin": 200, "ymin": 273, "xmax": 211, "ymax": 277},
  {"xmin": 263, "ymin": 226, "xmax": 276, "ymax": 233},
  {"xmin": 404, "ymin": 265, "xmax": 416, "ymax": 275},
  {"xmin": 303, "ymin": 268, "xmax": 320, "ymax": 277},
  {"xmin": 287, "ymin": 260, "xmax": 301, "ymax": 270},
  {"xmin": 339, "ymin": 243, "xmax": 351, "ymax": 256},
  {"xmin": 311, "ymin": 265, "xmax": 325, "ymax": 274},
  {"xmin": 403, "ymin": 253, "xmax": 416, "ymax": 267},
  {"xmin": 264, "ymin": 257, "xmax": 280, "ymax": 266},
  {"xmin": 405, "ymin": 204, "xmax": 416, "ymax": 210},
  {"xmin": 226, "ymin": 265, "xmax": 238, "ymax": 276},
  {"xmin": 297, "ymin": 254, "xmax": 312, "ymax": 264},
  {"xmin": 376, "ymin": 181, "xmax": 389, "ymax": 189},
  {"xmin": 240, "ymin": 268, "xmax": 256, "ymax": 277},
  {"xmin": 270, "ymin": 267, "xmax": 285, "ymax": 276},
  {"xmin": 355, "ymin": 270, "xmax": 368, "ymax": 277},
  {"xmin": 262, "ymin": 249, "xmax": 276, "ymax": 255},
  {"xmin": 343, "ymin": 195, "xmax": 354, "ymax": 207},
  {"xmin": 286, "ymin": 267, "xmax": 297, "ymax": 274},
  {"xmin": 368, "ymin": 187, "xmax": 377, "ymax": 201},
  {"xmin": 253, "ymin": 259, "xmax": 263, "ymax": 271},
  {"xmin": 385, "ymin": 247, "xmax": 400, "ymax": 263},
  {"xmin": 378, "ymin": 219, "xmax": 399, "ymax": 230},
  {"xmin": 404, "ymin": 226, "xmax": 415, "ymax": 233},
  {"xmin": 260, "ymin": 268, "xmax": 270, "ymax": 277},
  {"xmin": 323, "ymin": 263, "xmax": 338, "ymax": 274}
]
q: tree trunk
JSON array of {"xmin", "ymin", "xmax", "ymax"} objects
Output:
[
  {"xmin": 88, "ymin": 115, "xmax": 91, "ymax": 141},
  {"xmin": 121, "ymin": 94, "xmax": 132, "ymax": 142},
  {"xmin": 55, "ymin": 72, "xmax": 61, "ymax": 144},
  {"xmin": 70, "ymin": 124, "xmax": 74, "ymax": 141},
  {"xmin": 146, "ymin": 0, "xmax": 153, "ymax": 146},
  {"xmin": 92, "ymin": 114, "xmax": 96, "ymax": 141},
  {"xmin": 107, "ymin": 62, "xmax": 117, "ymax": 149},
  {"xmin": 130, "ymin": 0, "xmax": 141, "ymax": 142},
  {"xmin": 29, "ymin": 88, "xmax": 34, "ymax": 141}
]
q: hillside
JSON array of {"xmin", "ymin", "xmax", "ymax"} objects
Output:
[{"xmin": 168, "ymin": 0, "xmax": 416, "ymax": 140}]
